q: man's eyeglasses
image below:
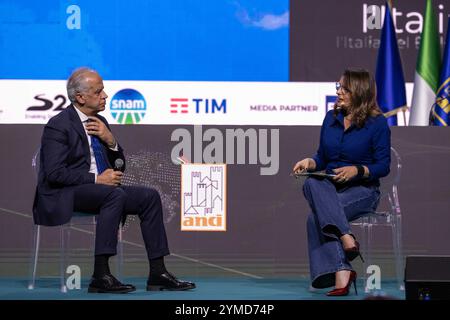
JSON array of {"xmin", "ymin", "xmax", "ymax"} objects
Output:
[{"xmin": 335, "ymin": 82, "xmax": 351, "ymax": 94}]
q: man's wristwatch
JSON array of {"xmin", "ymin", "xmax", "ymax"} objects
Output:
[{"xmin": 108, "ymin": 140, "xmax": 117, "ymax": 149}]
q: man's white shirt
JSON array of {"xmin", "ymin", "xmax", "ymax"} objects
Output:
[{"xmin": 73, "ymin": 106, "xmax": 118, "ymax": 181}]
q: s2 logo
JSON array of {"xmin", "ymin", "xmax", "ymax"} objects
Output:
[{"xmin": 27, "ymin": 94, "xmax": 68, "ymax": 111}]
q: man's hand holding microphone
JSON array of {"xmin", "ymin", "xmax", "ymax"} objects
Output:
[{"xmin": 96, "ymin": 158, "xmax": 124, "ymax": 186}]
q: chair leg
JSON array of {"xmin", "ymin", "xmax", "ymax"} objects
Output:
[
  {"xmin": 392, "ymin": 213, "xmax": 404, "ymax": 291},
  {"xmin": 28, "ymin": 224, "xmax": 40, "ymax": 290},
  {"xmin": 116, "ymin": 226, "xmax": 124, "ymax": 280},
  {"xmin": 358, "ymin": 221, "xmax": 367, "ymax": 291},
  {"xmin": 363, "ymin": 219, "xmax": 373, "ymax": 293},
  {"xmin": 59, "ymin": 226, "xmax": 68, "ymax": 293}
]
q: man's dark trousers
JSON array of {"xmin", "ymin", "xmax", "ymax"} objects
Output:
[{"xmin": 73, "ymin": 184, "xmax": 170, "ymax": 260}]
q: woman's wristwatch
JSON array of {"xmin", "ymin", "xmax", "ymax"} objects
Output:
[{"xmin": 355, "ymin": 165, "xmax": 365, "ymax": 179}]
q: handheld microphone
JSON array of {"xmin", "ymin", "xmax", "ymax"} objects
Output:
[{"xmin": 114, "ymin": 158, "xmax": 124, "ymax": 172}]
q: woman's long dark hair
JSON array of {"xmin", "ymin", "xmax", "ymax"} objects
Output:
[{"xmin": 333, "ymin": 69, "xmax": 382, "ymax": 128}]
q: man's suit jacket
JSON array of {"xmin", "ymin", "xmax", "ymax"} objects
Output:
[{"xmin": 32, "ymin": 104, "xmax": 125, "ymax": 226}]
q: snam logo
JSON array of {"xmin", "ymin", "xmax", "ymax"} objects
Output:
[{"xmin": 110, "ymin": 88, "xmax": 146, "ymax": 124}]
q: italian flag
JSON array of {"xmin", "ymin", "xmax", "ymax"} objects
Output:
[{"xmin": 409, "ymin": 0, "xmax": 441, "ymax": 126}]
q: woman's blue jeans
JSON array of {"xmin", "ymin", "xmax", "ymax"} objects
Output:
[{"xmin": 303, "ymin": 177, "xmax": 380, "ymax": 288}]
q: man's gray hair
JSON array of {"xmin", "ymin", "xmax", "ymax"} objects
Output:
[{"xmin": 66, "ymin": 67, "xmax": 97, "ymax": 103}]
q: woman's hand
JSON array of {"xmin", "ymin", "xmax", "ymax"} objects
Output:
[
  {"xmin": 332, "ymin": 166, "xmax": 358, "ymax": 183},
  {"xmin": 293, "ymin": 158, "xmax": 316, "ymax": 174}
]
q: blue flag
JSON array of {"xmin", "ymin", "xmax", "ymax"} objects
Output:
[
  {"xmin": 432, "ymin": 18, "xmax": 450, "ymax": 126},
  {"xmin": 375, "ymin": 2, "xmax": 407, "ymax": 126}
]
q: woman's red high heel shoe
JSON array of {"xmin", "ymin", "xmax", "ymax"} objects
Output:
[{"xmin": 326, "ymin": 270, "xmax": 357, "ymax": 296}]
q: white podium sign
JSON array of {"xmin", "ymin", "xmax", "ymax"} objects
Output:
[{"xmin": 181, "ymin": 164, "xmax": 227, "ymax": 231}]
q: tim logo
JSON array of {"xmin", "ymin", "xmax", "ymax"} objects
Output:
[
  {"xmin": 181, "ymin": 164, "xmax": 226, "ymax": 231},
  {"xmin": 110, "ymin": 89, "xmax": 146, "ymax": 124},
  {"xmin": 326, "ymin": 95, "xmax": 337, "ymax": 112},
  {"xmin": 170, "ymin": 98, "xmax": 189, "ymax": 113},
  {"xmin": 170, "ymin": 98, "xmax": 227, "ymax": 114}
]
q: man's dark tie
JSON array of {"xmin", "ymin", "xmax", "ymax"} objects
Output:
[{"xmin": 91, "ymin": 135, "xmax": 109, "ymax": 174}]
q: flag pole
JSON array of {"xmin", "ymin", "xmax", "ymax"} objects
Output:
[{"xmin": 388, "ymin": 0, "xmax": 408, "ymax": 125}]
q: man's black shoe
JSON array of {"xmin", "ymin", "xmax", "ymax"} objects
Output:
[
  {"xmin": 88, "ymin": 274, "xmax": 136, "ymax": 293},
  {"xmin": 147, "ymin": 272, "xmax": 196, "ymax": 291}
]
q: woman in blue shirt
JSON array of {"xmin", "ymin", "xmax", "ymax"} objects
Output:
[{"xmin": 293, "ymin": 69, "xmax": 391, "ymax": 296}]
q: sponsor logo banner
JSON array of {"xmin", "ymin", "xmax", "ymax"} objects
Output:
[{"xmin": 0, "ymin": 80, "xmax": 413, "ymax": 125}]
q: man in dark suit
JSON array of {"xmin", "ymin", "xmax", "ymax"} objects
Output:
[{"xmin": 33, "ymin": 67, "xmax": 195, "ymax": 293}]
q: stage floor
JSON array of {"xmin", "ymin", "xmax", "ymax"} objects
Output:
[{"xmin": 0, "ymin": 277, "xmax": 404, "ymax": 300}]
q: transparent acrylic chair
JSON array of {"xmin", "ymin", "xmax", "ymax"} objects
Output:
[
  {"xmin": 28, "ymin": 149, "xmax": 124, "ymax": 293},
  {"xmin": 350, "ymin": 147, "xmax": 404, "ymax": 292}
]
